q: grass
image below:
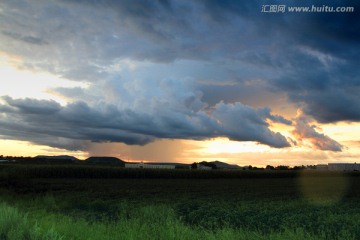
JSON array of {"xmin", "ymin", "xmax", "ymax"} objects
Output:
[
  {"xmin": 2, "ymin": 200, "xmax": 349, "ymax": 240},
  {"xmin": 0, "ymin": 164, "xmax": 360, "ymax": 239}
]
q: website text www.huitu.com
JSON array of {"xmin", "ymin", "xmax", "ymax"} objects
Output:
[{"xmin": 261, "ymin": 5, "xmax": 355, "ymax": 13}]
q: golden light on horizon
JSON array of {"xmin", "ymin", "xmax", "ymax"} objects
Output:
[
  {"xmin": 198, "ymin": 138, "xmax": 272, "ymax": 155},
  {"xmin": 0, "ymin": 139, "xmax": 87, "ymax": 159},
  {"xmin": 321, "ymin": 122, "xmax": 360, "ymax": 142}
]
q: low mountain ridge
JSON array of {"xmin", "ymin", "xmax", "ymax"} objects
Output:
[
  {"xmin": 85, "ymin": 156, "xmax": 125, "ymax": 165},
  {"xmin": 212, "ymin": 160, "xmax": 241, "ymax": 169},
  {"xmin": 200, "ymin": 160, "xmax": 240, "ymax": 169},
  {"xmin": 35, "ymin": 155, "xmax": 79, "ymax": 161}
]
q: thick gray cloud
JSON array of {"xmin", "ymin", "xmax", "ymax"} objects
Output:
[
  {"xmin": 273, "ymin": 45, "xmax": 360, "ymax": 123},
  {"xmin": 0, "ymin": 0, "xmax": 277, "ymax": 80},
  {"xmin": 0, "ymin": 96, "xmax": 290, "ymax": 150},
  {"xmin": 2, "ymin": 96, "xmax": 61, "ymax": 114}
]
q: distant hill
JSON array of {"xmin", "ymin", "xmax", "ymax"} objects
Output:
[
  {"xmin": 200, "ymin": 161, "xmax": 241, "ymax": 169},
  {"xmin": 85, "ymin": 156, "xmax": 125, "ymax": 166},
  {"xmin": 213, "ymin": 161, "xmax": 241, "ymax": 169},
  {"xmin": 35, "ymin": 155, "xmax": 79, "ymax": 161},
  {"xmin": 29, "ymin": 155, "xmax": 79, "ymax": 164}
]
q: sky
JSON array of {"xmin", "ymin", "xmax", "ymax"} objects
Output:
[{"xmin": 0, "ymin": 0, "xmax": 359, "ymax": 166}]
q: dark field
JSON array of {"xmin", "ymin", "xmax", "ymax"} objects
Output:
[{"xmin": 1, "ymin": 164, "xmax": 360, "ymax": 239}]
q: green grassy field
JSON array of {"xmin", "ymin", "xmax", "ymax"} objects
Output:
[{"xmin": 0, "ymin": 164, "xmax": 360, "ymax": 239}]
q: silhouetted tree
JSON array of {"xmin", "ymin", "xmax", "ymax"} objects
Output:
[
  {"xmin": 307, "ymin": 165, "xmax": 316, "ymax": 169},
  {"xmin": 276, "ymin": 165, "xmax": 290, "ymax": 170},
  {"xmin": 266, "ymin": 165, "xmax": 275, "ymax": 170},
  {"xmin": 293, "ymin": 165, "xmax": 306, "ymax": 170},
  {"xmin": 191, "ymin": 162, "xmax": 198, "ymax": 169}
]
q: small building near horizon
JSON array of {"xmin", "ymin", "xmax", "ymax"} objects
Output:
[
  {"xmin": 125, "ymin": 162, "xmax": 175, "ymax": 169},
  {"xmin": 328, "ymin": 163, "xmax": 360, "ymax": 171},
  {"xmin": 316, "ymin": 164, "xmax": 328, "ymax": 171}
]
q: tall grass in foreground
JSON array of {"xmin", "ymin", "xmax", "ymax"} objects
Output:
[
  {"xmin": 0, "ymin": 201, "xmax": 354, "ymax": 240},
  {"xmin": 0, "ymin": 202, "xmax": 62, "ymax": 240}
]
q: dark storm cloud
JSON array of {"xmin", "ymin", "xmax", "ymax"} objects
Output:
[
  {"xmin": 0, "ymin": 97, "xmax": 155, "ymax": 149},
  {"xmin": 212, "ymin": 102, "xmax": 290, "ymax": 148},
  {"xmin": 0, "ymin": 0, "xmax": 359, "ymax": 151},
  {"xmin": 295, "ymin": 88, "xmax": 360, "ymax": 123},
  {"xmin": 2, "ymin": 0, "xmax": 359, "ymax": 64},
  {"xmin": 291, "ymin": 3, "xmax": 360, "ymax": 56},
  {"xmin": 58, "ymin": 0, "xmax": 194, "ymax": 62},
  {"xmin": 0, "ymin": 96, "xmax": 290, "ymax": 150},
  {"xmin": 201, "ymin": 0, "xmax": 360, "ymax": 123},
  {"xmin": 201, "ymin": 0, "xmax": 360, "ymax": 126},
  {"xmin": 272, "ymin": 45, "xmax": 360, "ymax": 123},
  {"xmin": 2, "ymin": 96, "xmax": 61, "ymax": 114},
  {"xmin": 276, "ymin": 2, "xmax": 360, "ymax": 123},
  {"xmin": 0, "ymin": 0, "xmax": 268, "ymax": 74}
]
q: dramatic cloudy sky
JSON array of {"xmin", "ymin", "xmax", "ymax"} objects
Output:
[{"xmin": 0, "ymin": 0, "xmax": 359, "ymax": 166}]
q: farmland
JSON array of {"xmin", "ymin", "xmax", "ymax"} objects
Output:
[{"xmin": 1, "ymin": 164, "xmax": 360, "ymax": 239}]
